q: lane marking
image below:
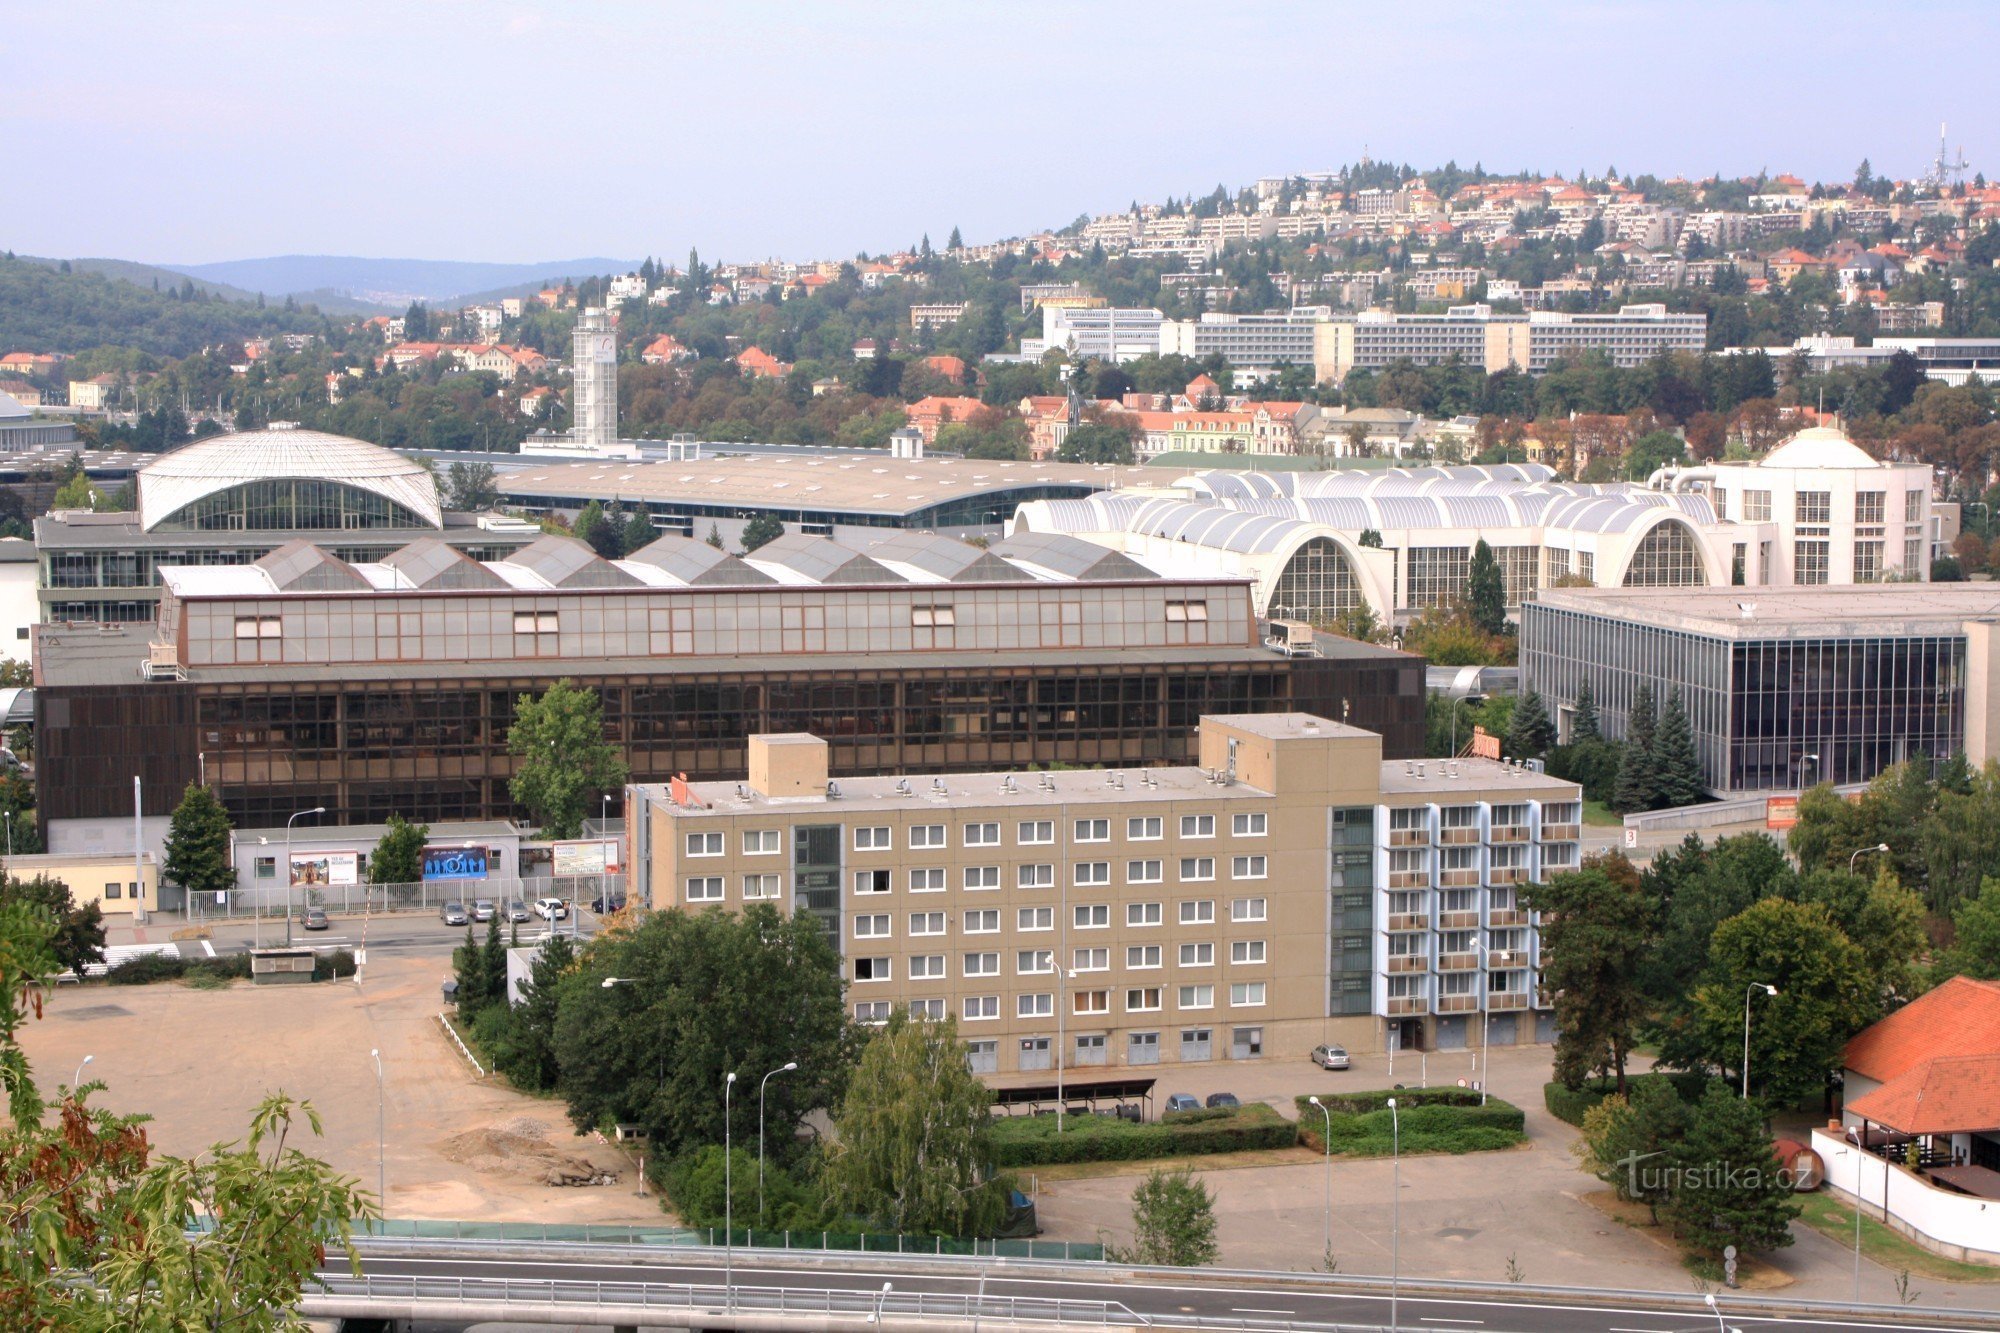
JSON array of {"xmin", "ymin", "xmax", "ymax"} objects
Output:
[
  {"xmin": 1420, "ymin": 1320, "xmax": 1484, "ymax": 1326},
  {"xmin": 201, "ymin": 940, "xmax": 215, "ymax": 957},
  {"xmin": 1232, "ymin": 1308, "xmax": 1294, "ymax": 1315}
]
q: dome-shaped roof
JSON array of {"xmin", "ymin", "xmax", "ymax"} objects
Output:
[
  {"xmin": 138, "ymin": 427, "xmax": 442, "ymax": 531},
  {"xmin": 1758, "ymin": 426, "xmax": 1881, "ymax": 471}
]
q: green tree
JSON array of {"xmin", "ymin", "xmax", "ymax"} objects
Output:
[
  {"xmin": 1652, "ymin": 688, "xmax": 1704, "ymax": 808},
  {"xmin": 705, "ymin": 522, "xmax": 724, "ymax": 549},
  {"xmin": 367, "ymin": 814, "xmax": 428, "ymax": 885},
  {"xmin": 1524, "ymin": 858, "xmax": 1652, "ymax": 1092},
  {"xmin": 1358, "ymin": 528, "xmax": 1384, "ymax": 548},
  {"xmin": 506, "ymin": 679, "xmax": 628, "ymax": 839},
  {"xmin": 822, "ymin": 1012, "xmax": 1004, "ymax": 1237},
  {"xmin": 1789, "ymin": 867, "xmax": 1929, "ymax": 1005},
  {"xmin": 0, "ymin": 869, "xmax": 104, "ymax": 979},
  {"xmin": 1577, "ymin": 1078, "xmax": 1691, "ymax": 1218},
  {"xmin": 444, "ymin": 459, "xmax": 499, "ymax": 510},
  {"xmin": 739, "ymin": 512, "xmax": 785, "ymax": 552},
  {"xmin": 494, "ymin": 933, "xmax": 575, "ymax": 1090},
  {"xmin": 1936, "ymin": 877, "xmax": 2000, "ymax": 982},
  {"xmin": 1661, "ymin": 1083, "xmax": 1799, "ymax": 1257},
  {"xmin": 1114, "ymin": 1165, "xmax": 1219, "ymax": 1267},
  {"xmin": 570, "ymin": 500, "xmax": 622, "ymax": 558},
  {"xmin": 1505, "ymin": 687, "xmax": 1555, "ymax": 757},
  {"xmin": 452, "ymin": 925, "xmax": 488, "ymax": 1017},
  {"xmin": 1465, "ymin": 538, "xmax": 1507, "ymax": 636},
  {"xmin": 1571, "ymin": 677, "xmax": 1601, "ymax": 742},
  {"xmin": 619, "ymin": 508, "xmax": 657, "ymax": 556},
  {"xmin": 1056, "ymin": 421, "xmax": 1137, "ymax": 465},
  {"xmin": 51, "ymin": 472, "xmax": 104, "ymax": 511},
  {"xmin": 480, "ymin": 912, "xmax": 507, "ymax": 1005},
  {"xmin": 161, "ymin": 783, "xmax": 234, "ymax": 900},
  {"xmin": 1612, "ymin": 684, "xmax": 1658, "ymax": 813}
]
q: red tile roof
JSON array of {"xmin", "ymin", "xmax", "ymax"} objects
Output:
[
  {"xmin": 1846, "ymin": 1054, "xmax": 2000, "ymax": 1135},
  {"xmin": 1844, "ymin": 977, "xmax": 2000, "ymax": 1084}
]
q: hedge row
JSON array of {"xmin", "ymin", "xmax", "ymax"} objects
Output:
[
  {"xmin": 103, "ymin": 950, "xmax": 353, "ymax": 985},
  {"xmin": 1292, "ymin": 1092, "xmax": 1527, "ymax": 1157},
  {"xmin": 988, "ymin": 1101, "xmax": 1296, "ymax": 1166},
  {"xmin": 1543, "ymin": 1071, "xmax": 1713, "ymax": 1127},
  {"xmin": 1295, "ymin": 1087, "xmax": 1482, "ymax": 1116}
]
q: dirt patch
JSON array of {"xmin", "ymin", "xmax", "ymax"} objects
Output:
[
  {"xmin": 438, "ymin": 1114, "xmax": 624, "ymax": 1187},
  {"xmin": 1578, "ymin": 1189, "xmax": 1792, "ymax": 1290}
]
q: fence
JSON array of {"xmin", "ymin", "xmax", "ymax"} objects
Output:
[
  {"xmin": 362, "ymin": 1217, "xmax": 1102, "ymax": 1261},
  {"xmin": 180, "ymin": 874, "xmax": 628, "ymax": 920}
]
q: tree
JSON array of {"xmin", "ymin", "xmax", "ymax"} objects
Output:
[
  {"xmin": 822, "ymin": 1012, "xmax": 1005, "ymax": 1237},
  {"xmin": 1660, "ymin": 1083, "xmax": 1800, "ymax": 1258},
  {"xmin": 1572, "ymin": 678, "xmax": 1601, "ymax": 742},
  {"xmin": 0, "ymin": 869, "xmax": 104, "ymax": 979},
  {"xmin": 367, "ymin": 815, "xmax": 428, "ymax": 886},
  {"xmin": 51, "ymin": 472, "xmax": 104, "ymax": 511},
  {"xmin": 739, "ymin": 512, "xmax": 784, "ymax": 552},
  {"xmin": 1937, "ymin": 877, "xmax": 2000, "ymax": 981},
  {"xmin": 162, "ymin": 783, "xmax": 234, "ymax": 899},
  {"xmin": 705, "ymin": 523, "xmax": 724, "ymax": 549},
  {"xmin": 1358, "ymin": 528, "xmax": 1384, "ymax": 548},
  {"xmin": 505, "ymin": 679, "xmax": 628, "ymax": 839},
  {"xmin": 452, "ymin": 925, "xmax": 489, "ymax": 1016},
  {"xmin": 619, "ymin": 508, "xmax": 657, "ymax": 556},
  {"xmin": 1652, "ymin": 688, "xmax": 1703, "ymax": 807},
  {"xmin": 1465, "ymin": 539, "xmax": 1507, "ymax": 636},
  {"xmin": 1505, "ymin": 688, "xmax": 1555, "ymax": 758},
  {"xmin": 571, "ymin": 500, "xmax": 621, "ymax": 558},
  {"xmin": 1576, "ymin": 1078, "xmax": 1690, "ymax": 1217},
  {"xmin": 444, "ymin": 460, "xmax": 499, "ymax": 511},
  {"xmin": 1114, "ymin": 1166, "xmax": 1219, "ymax": 1267},
  {"xmin": 1612, "ymin": 684, "xmax": 1658, "ymax": 813},
  {"xmin": 1056, "ymin": 422, "xmax": 1136, "ymax": 465},
  {"xmin": 1640, "ymin": 833, "xmax": 1795, "ymax": 1069},
  {"xmin": 947, "ymin": 226, "xmax": 963, "ymax": 250},
  {"xmin": 494, "ymin": 933, "xmax": 575, "ymax": 1090},
  {"xmin": 1524, "ymin": 859, "xmax": 1652, "ymax": 1092}
]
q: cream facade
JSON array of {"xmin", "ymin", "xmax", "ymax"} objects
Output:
[
  {"xmin": 633, "ymin": 715, "xmax": 1579, "ymax": 1077},
  {"xmin": 6, "ymin": 851, "xmax": 158, "ymax": 917}
]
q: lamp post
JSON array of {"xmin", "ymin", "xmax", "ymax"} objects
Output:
[
  {"xmin": 5, "ymin": 808, "xmax": 12, "ymax": 856},
  {"xmin": 723, "ymin": 1069, "xmax": 738, "ymax": 1305},
  {"xmin": 1307, "ymin": 1095, "xmax": 1332, "ymax": 1260},
  {"xmin": 1054, "ymin": 960, "xmax": 1068, "ymax": 1135},
  {"xmin": 1799, "ymin": 751, "xmax": 1820, "ymax": 794},
  {"xmin": 1471, "ymin": 941, "xmax": 1512, "ymax": 1106},
  {"xmin": 601, "ymin": 976, "xmax": 635, "ymax": 988},
  {"xmin": 1833, "ymin": 1147, "xmax": 1862, "ymax": 1303},
  {"xmin": 867, "ymin": 1281, "xmax": 894, "ymax": 1325},
  {"xmin": 72, "ymin": 1054, "xmax": 93, "ymax": 1090},
  {"xmin": 370, "ymin": 1048, "xmax": 385, "ymax": 1232},
  {"xmin": 1849, "ymin": 842, "xmax": 1890, "ymax": 873},
  {"xmin": 758, "ymin": 1060, "xmax": 797, "ymax": 1227},
  {"xmin": 283, "ymin": 806, "xmax": 327, "ymax": 947},
  {"xmin": 1387, "ymin": 1096, "xmax": 1401, "ymax": 1333},
  {"xmin": 1742, "ymin": 982, "xmax": 1777, "ymax": 1098},
  {"xmin": 1703, "ymin": 1290, "xmax": 1737, "ymax": 1333}
]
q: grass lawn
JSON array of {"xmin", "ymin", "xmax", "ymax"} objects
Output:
[
  {"xmin": 1795, "ymin": 1191, "xmax": 2000, "ymax": 1284},
  {"xmin": 1582, "ymin": 799, "xmax": 1625, "ymax": 827}
]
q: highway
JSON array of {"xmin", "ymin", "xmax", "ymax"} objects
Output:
[{"xmin": 318, "ymin": 1247, "xmax": 2000, "ymax": 1332}]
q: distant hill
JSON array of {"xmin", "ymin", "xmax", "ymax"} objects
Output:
[
  {"xmin": 170, "ymin": 255, "xmax": 637, "ymax": 308},
  {"xmin": 17, "ymin": 255, "xmax": 387, "ymax": 315},
  {"xmin": 0, "ymin": 256, "xmax": 330, "ymax": 358}
]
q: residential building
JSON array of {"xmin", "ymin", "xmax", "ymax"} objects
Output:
[
  {"xmin": 641, "ymin": 334, "xmax": 693, "ymax": 365},
  {"xmin": 634, "ymin": 713, "xmax": 1574, "ymax": 1071},
  {"xmin": 735, "ymin": 347, "xmax": 791, "ymax": 379},
  {"xmin": 1158, "ymin": 313, "xmax": 1322, "ymax": 382},
  {"xmin": 66, "ymin": 376, "xmax": 115, "ymax": 410},
  {"xmin": 1311, "ymin": 305, "xmax": 1707, "ymax": 382},
  {"xmin": 909, "ymin": 302, "xmax": 970, "ymax": 330},
  {"xmin": 1039, "ymin": 307, "xmax": 1165, "ymax": 364},
  {"xmin": 1, "ymin": 852, "xmax": 158, "ymax": 919},
  {"xmin": 1020, "ymin": 283, "xmax": 1093, "ymax": 312}
]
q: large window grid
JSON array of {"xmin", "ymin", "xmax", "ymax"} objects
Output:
[
  {"xmin": 1266, "ymin": 537, "xmax": 1364, "ymax": 622},
  {"xmin": 1622, "ymin": 523, "xmax": 1704, "ymax": 588},
  {"xmin": 152, "ymin": 479, "xmax": 429, "ymax": 532}
]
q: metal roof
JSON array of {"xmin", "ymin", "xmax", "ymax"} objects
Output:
[
  {"xmin": 622, "ymin": 535, "xmax": 775, "ymax": 586},
  {"xmin": 500, "ymin": 536, "xmax": 641, "ymax": 588},
  {"xmin": 743, "ymin": 533, "xmax": 895, "ymax": 585},
  {"xmin": 138, "ymin": 427, "xmax": 442, "ymax": 531},
  {"xmin": 862, "ymin": 531, "xmax": 1034, "ymax": 584},
  {"xmin": 985, "ymin": 532, "xmax": 1159, "ymax": 582},
  {"xmin": 379, "ymin": 537, "xmax": 507, "ymax": 590},
  {"xmin": 254, "ymin": 540, "xmax": 369, "ymax": 592}
]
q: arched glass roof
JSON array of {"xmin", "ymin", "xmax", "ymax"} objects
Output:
[{"xmin": 138, "ymin": 428, "xmax": 442, "ymax": 532}]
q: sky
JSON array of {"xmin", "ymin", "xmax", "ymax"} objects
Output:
[{"xmin": 5, "ymin": 1, "xmax": 1997, "ymax": 268}]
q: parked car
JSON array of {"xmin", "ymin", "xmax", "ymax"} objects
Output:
[
  {"xmin": 302, "ymin": 907, "xmax": 329, "ymax": 931},
  {"xmin": 533, "ymin": 897, "xmax": 568, "ymax": 921},
  {"xmin": 503, "ymin": 900, "xmax": 531, "ymax": 923},
  {"xmin": 591, "ymin": 892, "xmax": 627, "ymax": 914},
  {"xmin": 471, "ymin": 899, "xmax": 496, "ymax": 922},
  {"xmin": 1163, "ymin": 1093, "xmax": 1201, "ymax": 1114},
  {"xmin": 440, "ymin": 901, "xmax": 468, "ymax": 926},
  {"xmin": 1311, "ymin": 1044, "xmax": 1351, "ymax": 1070},
  {"xmin": 1204, "ymin": 1092, "xmax": 1240, "ymax": 1110}
]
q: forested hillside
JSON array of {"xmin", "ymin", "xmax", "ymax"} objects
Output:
[{"xmin": 0, "ymin": 254, "xmax": 334, "ymax": 358}]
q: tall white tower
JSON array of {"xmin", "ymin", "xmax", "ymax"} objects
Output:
[{"xmin": 570, "ymin": 307, "xmax": 617, "ymax": 449}]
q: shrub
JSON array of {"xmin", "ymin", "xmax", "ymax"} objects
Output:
[
  {"xmin": 1543, "ymin": 1072, "xmax": 1713, "ymax": 1127},
  {"xmin": 1292, "ymin": 1090, "xmax": 1526, "ymax": 1156},
  {"xmin": 186, "ymin": 953, "xmax": 252, "ymax": 982},
  {"xmin": 312, "ymin": 949, "xmax": 356, "ymax": 982},
  {"xmin": 987, "ymin": 1102, "xmax": 1296, "ymax": 1167},
  {"xmin": 106, "ymin": 953, "xmax": 186, "ymax": 985}
]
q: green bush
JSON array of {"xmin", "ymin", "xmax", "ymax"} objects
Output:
[
  {"xmin": 988, "ymin": 1102, "xmax": 1296, "ymax": 1167},
  {"xmin": 1291, "ymin": 1090, "xmax": 1526, "ymax": 1156},
  {"xmin": 106, "ymin": 953, "xmax": 186, "ymax": 985},
  {"xmin": 1543, "ymin": 1072, "xmax": 1713, "ymax": 1127},
  {"xmin": 312, "ymin": 949, "xmax": 357, "ymax": 982},
  {"xmin": 185, "ymin": 953, "xmax": 252, "ymax": 981},
  {"xmin": 1295, "ymin": 1087, "xmax": 1481, "ymax": 1116}
]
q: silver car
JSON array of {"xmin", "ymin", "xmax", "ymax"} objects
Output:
[
  {"xmin": 1311, "ymin": 1044, "xmax": 1351, "ymax": 1070},
  {"xmin": 440, "ymin": 901, "xmax": 468, "ymax": 926},
  {"xmin": 471, "ymin": 899, "xmax": 496, "ymax": 922}
]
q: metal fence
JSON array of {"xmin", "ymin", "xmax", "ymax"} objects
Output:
[
  {"xmin": 180, "ymin": 874, "xmax": 628, "ymax": 920},
  {"xmin": 362, "ymin": 1217, "xmax": 1101, "ymax": 1261}
]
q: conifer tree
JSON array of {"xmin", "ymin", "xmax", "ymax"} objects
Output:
[
  {"xmin": 1613, "ymin": 683, "xmax": 1660, "ymax": 812},
  {"xmin": 1572, "ymin": 678, "xmax": 1601, "ymax": 743},
  {"xmin": 162, "ymin": 783, "xmax": 235, "ymax": 898},
  {"xmin": 619, "ymin": 508, "xmax": 656, "ymax": 556},
  {"xmin": 1507, "ymin": 687, "xmax": 1556, "ymax": 757},
  {"xmin": 1661, "ymin": 1083, "xmax": 1800, "ymax": 1257},
  {"xmin": 1465, "ymin": 539, "xmax": 1508, "ymax": 636},
  {"xmin": 705, "ymin": 523, "xmax": 724, "ymax": 550},
  {"xmin": 1653, "ymin": 688, "xmax": 1704, "ymax": 807}
]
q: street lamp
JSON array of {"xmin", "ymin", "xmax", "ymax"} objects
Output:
[
  {"xmin": 1472, "ymin": 941, "xmax": 1513, "ymax": 1107},
  {"xmin": 1703, "ymin": 1290, "xmax": 1740, "ymax": 1333},
  {"xmin": 1798, "ymin": 752, "xmax": 1820, "ymax": 794},
  {"xmin": 370, "ymin": 1048, "xmax": 385, "ymax": 1233},
  {"xmin": 283, "ymin": 806, "xmax": 327, "ymax": 947},
  {"xmin": 1054, "ymin": 960, "xmax": 1067, "ymax": 1136},
  {"xmin": 601, "ymin": 976, "xmax": 635, "ymax": 988},
  {"xmin": 1849, "ymin": 843, "xmax": 1890, "ymax": 873},
  {"xmin": 1307, "ymin": 1095, "xmax": 1333, "ymax": 1261},
  {"xmin": 723, "ymin": 1069, "xmax": 738, "ymax": 1305},
  {"xmin": 72, "ymin": 1054, "xmax": 93, "ymax": 1090},
  {"xmin": 1833, "ymin": 1147, "xmax": 1862, "ymax": 1303},
  {"xmin": 5, "ymin": 808, "xmax": 12, "ymax": 856},
  {"xmin": 867, "ymin": 1281, "xmax": 894, "ymax": 1325},
  {"xmin": 758, "ymin": 1060, "xmax": 797, "ymax": 1227},
  {"xmin": 1742, "ymin": 983, "xmax": 1777, "ymax": 1098},
  {"xmin": 1387, "ymin": 1096, "xmax": 1401, "ymax": 1333}
]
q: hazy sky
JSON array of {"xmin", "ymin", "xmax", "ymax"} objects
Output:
[{"xmin": 5, "ymin": 1, "xmax": 1996, "ymax": 266}]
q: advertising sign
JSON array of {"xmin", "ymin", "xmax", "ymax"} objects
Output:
[
  {"xmin": 552, "ymin": 840, "xmax": 610, "ymax": 877},
  {"xmin": 1765, "ymin": 795, "xmax": 1799, "ymax": 830},
  {"xmin": 1468, "ymin": 726, "xmax": 1502, "ymax": 760},
  {"xmin": 422, "ymin": 846, "xmax": 490, "ymax": 881},
  {"xmin": 290, "ymin": 850, "xmax": 359, "ymax": 887}
]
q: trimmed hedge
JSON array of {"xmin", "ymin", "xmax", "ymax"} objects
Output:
[
  {"xmin": 1298, "ymin": 1087, "xmax": 1481, "ymax": 1115},
  {"xmin": 988, "ymin": 1101, "xmax": 1296, "ymax": 1166},
  {"xmin": 1292, "ymin": 1090, "xmax": 1526, "ymax": 1157},
  {"xmin": 1543, "ymin": 1072, "xmax": 1713, "ymax": 1127},
  {"xmin": 106, "ymin": 953, "xmax": 186, "ymax": 985}
]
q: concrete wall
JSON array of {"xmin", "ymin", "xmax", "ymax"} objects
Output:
[{"xmin": 1813, "ymin": 1128, "xmax": 2000, "ymax": 1266}]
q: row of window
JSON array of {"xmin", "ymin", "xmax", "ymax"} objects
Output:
[
  {"xmin": 685, "ymin": 812, "xmax": 1268, "ymax": 859},
  {"xmin": 854, "ymin": 982, "xmax": 1268, "ymax": 1025},
  {"xmin": 854, "ymin": 940, "xmax": 1269, "ymax": 981},
  {"xmin": 847, "ymin": 898, "xmax": 1270, "ymax": 938},
  {"xmin": 849, "ymin": 855, "xmax": 1267, "ymax": 894}
]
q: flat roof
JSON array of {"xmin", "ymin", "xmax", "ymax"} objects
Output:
[
  {"xmin": 1377, "ymin": 755, "xmax": 1578, "ymax": 798},
  {"xmin": 234, "ymin": 819, "xmax": 520, "ymax": 843},
  {"xmin": 1527, "ymin": 585, "xmax": 2000, "ymax": 640},
  {"xmin": 651, "ymin": 759, "xmax": 1279, "ymax": 816}
]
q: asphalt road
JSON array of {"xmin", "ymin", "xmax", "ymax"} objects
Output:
[
  {"xmin": 164, "ymin": 908, "xmax": 599, "ymax": 959},
  {"xmin": 326, "ymin": 1251, "xmax": 1999, "ymax": 1333}
]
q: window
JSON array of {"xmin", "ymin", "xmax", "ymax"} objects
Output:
[
  {"xmin": 1231, "ymin": 897, "xmax": 1267, "ymax": 922},
  {"xmin": 1126, "ymin": 987, "xmax": 1163, "ymax": 1012},
  {"xmin": 1178, "ymin": 984, "xmax": 1215, "ymax": 1010},
  {"xmin": 1180, "ymin": 900, "xmax": 1215, "ymax": 925},
  {"xmin": 853, "ymin": 869, "xmax": 891, "ymax": 895},
  {"xmin": 964, "ymin": 951, "xmax": 1000, "ymax": 976},
  {"xmin": 1855, "ymin": 491, "xmax": 1885, "ymax": 525},
  {"xmin": 1018, "ymin": 820, "xmax": 1054, "ymax": 845},
  {"xmin": 1017, "ymin": 863, "xmax": 1054, "ymax": 889},
  {"xmin": 1743, "ymin": 489, "xmax": 1772, "ymax": 522},
  {"xmin": 743, "ymin": 829, "xmax": 780, "ymax": 856},
  {"xmin": 1180, "ymin": 814, "xmax": 1215, "ymax": 838},
  {"xmin": 910, "ymin": 954, "xmax": 947, "ymax": 979},
  {"xmin": 1127, "ymin": 901, "xmax": 1163, "ymax": 927},
  {"xmin": 1073, "ymin": 946, "xmax": 1109, "ymax": 971},
  {"xmin": 1074, "ymin": 861, "xmax": 1111, "ymax": 886},
  {"xmin": 1231, "ymin": 940, "xmax": 1267, "ymax": 965},
  {"xmin": 964, "ymin": 909, "xmax": 999, "ymax": 933},
  {"xmin": 1074, "ymin": 990, "xmax": 1110, "ymax": 1015},
  {"xmin": 1017, "ymin": 948, "xmax": 1054, "ymax": 974},
  {"xmin": 1232, "ymin": 812, "xmax": 1267, "ymax": 837},
  {"xmin": 511, "ymin": 611, "xmax": 557, "ymax": 635},
  {"xmin": 908, "ymin": 911, "xmax": 946, "ymax": 936},
  {"xmin": 1906, "ymin": 489, "xmax": 1926, "ymax": 522},
  {"xmin": 1128, "ymin": 816, "xmax": 1163, "ymax": 840},
  {"xmin": 1017, "ymin": 906, "xmax": 1053, "ymax": 931},
  {"xmin": 1018, "ymin": 993, "xmax": 1054, "ymax": 1018},
  {"xmin": 1127, "ymin": 859, "xmax": 1163, "ymax": 884},
  {"xmin": 853, "ymin": 957, "xmax": 892, "ymax": 982},
  {"xmin": 911, "ymin": 603, "xmax": 955, "ymax": 627},
  {"xmin": 1795, "ymin": 539, "xmax": 1829, "ymax": 585},
  {"xmin": 741, "ymin": 873, "xmax": 781, "ymax": 899},
  {"xmin": 854, "ymin": 826, "xmax": 892, "ymax": 851},
  {"xmin": 965, "ymin": 822, "xmax": 1000, "ymax": 846},
  {"xmin": 908, "ymin": 867, "xmax": 945, "ymax": 893},
  {"xmin": 1906, "ymin": 536, "xmax": 1924, "ymax": 572},
  {"xmin": 1074, "ymin": 903, "xmax": 1109, "ymax": 929},
  {"xmin": 1180, "ymin": 942, "xmax": 1214, "ymax": 967},
  {"xmin": 253, "ymin": 856, "xmax": 276, "ymax": 880},
  {"xmin": 1074, "ymin": 818, "xmax": 1109, "ymax": 842},
  {"xmin": 1179, "ymin": 857, "xmax": 1215, "ymax": 882},
  {"xmin": 1796, "ymin": 491, "xmax": 1831, "ymax": 524},
  {"xmin": 908, "ymin": 998, "xmax": 946, "ymax": 1021},
  {"xmin": 1230, "ymin": 982, "xmax": 1267, "ymax": 1007},
  {"xmin": 685, "ymin": 831, "xmax": 723, "ymax": 857},
  {"xmin": 854, "ymin": 913, "xmax": 891, "ymax": 938},
  {"xmin": 910, "ymin": 824, "xmax": 947, "ymax": 849},
  {"xmin": 235, "ymin": 614, "xmax": 283, "ymax": 640},
  {"xmin": 685, "ymin": 876, "xmax": 724, "ymax": 902},
  {"xmin": 1127, "ymin": 944, "xmax": 1163, "ymax": 969},
  {"xmin": 1165, "ymin": 598, "xmax": 1208, "ymax": 622},
  {"xmin": 1854, "ymin": 540, "xmax": 1884, "ymax": 582},
  {"xmin": 963, "ymin": 865, "xmax": 999, "ymax": 891},
  {"xmin": 963, "ymin": 995, "xmax": 999, "ymax": 1021},
  {"xmin": 855, "ymin": 1001, "xmax": 891, "ymax": 1024},
  {"xmin": 1231, "ymin": 855, "xmax": 1267, "ymax": 880},
  {"xmin": 104, "ymin": 882, "xmax": 122, "ymax": 899}
]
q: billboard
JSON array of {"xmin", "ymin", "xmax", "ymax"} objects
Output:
[
  {"xmin": 1765, "ymin": 795, "xmax": 1799, "ymax": 830},
  {"xmin": 290, "ymin": 850, "xmax": 359, "ymax": 887},
  {"xmin": 422, "ymin": 846, "xmax": 490, "ymax": 881},
  {"xmin": 552, "ymin": 839, "xmax": 620, "ymax": 877}
]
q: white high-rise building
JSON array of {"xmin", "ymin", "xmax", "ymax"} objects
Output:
[{"xmin": 571, "ymin": 308, "xmax": 618, "ymax": 449}]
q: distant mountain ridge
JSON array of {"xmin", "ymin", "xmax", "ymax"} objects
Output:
[{"xmin": 167, "ymin": 255, "xmax": 639, "ymax": 308}]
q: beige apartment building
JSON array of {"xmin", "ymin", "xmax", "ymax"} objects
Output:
[{"xmin": 633, "ymin": 714, "xmax": 1581, "ymax": 1078}]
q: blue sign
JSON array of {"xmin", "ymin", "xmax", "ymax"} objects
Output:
[{"xmin": 422, "ymin": 846, "xmax": 490, "ymax": 881}]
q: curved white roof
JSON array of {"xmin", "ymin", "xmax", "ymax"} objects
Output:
[
  {"xmin": 138, "ymin": 427, "xmax": 442, "ymax": 532},
  {"xmin": 1759, "ymin": 426, "xmax": 1881, "ymax": 471}
]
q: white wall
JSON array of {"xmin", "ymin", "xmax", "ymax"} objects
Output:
[
  {"xmin": 1813, "ymin": 1128, "xmax": 2000, "ymax": 1265},
  {"xmin": 0, "ymin": 555, "xmax": 35, "ymax": 663}
]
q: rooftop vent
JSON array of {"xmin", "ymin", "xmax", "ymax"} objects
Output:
[
  {"xmin": 895, "ymin": 779, "xmax": 912, "ymax": 796},
  {"xmin": 826, "ymin": 780, "xmax": 841, "ymax": 799}
]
